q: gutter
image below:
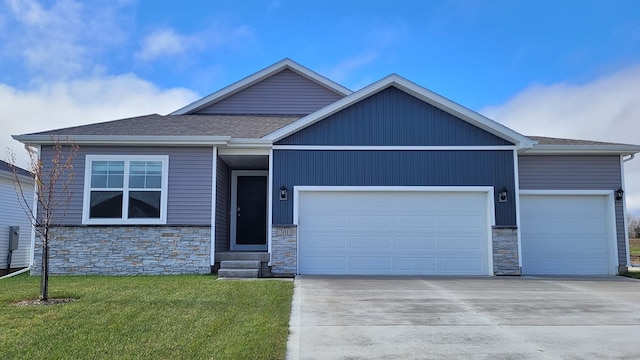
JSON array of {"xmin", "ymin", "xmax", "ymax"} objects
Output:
[
  {"xmin": 521, "ymin": 145, "xmax": 640, "ymax": 155},
  {"xmin": 623, "ymin": 154, "xmax": 635, "ymax": 162}
]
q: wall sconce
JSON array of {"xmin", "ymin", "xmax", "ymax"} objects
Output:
[
  {"xmin": 498, "ymin": 187, "xmax": 508, "ymax": 203},
  {"xmin": 615, "ymin": 188, "xmax": 624, "ymax": 201},
  {"xmin": 279, "ymin": 185, "xmax": 288, "ymax": 201}
]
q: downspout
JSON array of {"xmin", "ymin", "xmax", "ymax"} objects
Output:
[
  {"xmin": 0, "ymin": 266, "xmax": 30, "ymax": 279},
  {"xmin": 622, "ymin": 153, "xmax": 635, "ymax": 268}
]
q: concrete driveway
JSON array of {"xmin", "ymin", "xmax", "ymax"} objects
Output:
[{"xmin": 286, "ymin": 276, "xmax": 640, "ymax": 359}]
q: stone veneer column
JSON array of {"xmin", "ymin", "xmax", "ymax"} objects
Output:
[
  {"xmin": 492, "ymin": 226, "xmax": 521, "ymax": 275},
  {"xmin": 31, "ymin": 226, "xmax": 211, "ymax": 275},
  {"xmin": 270, "ymin": 225, "xmax": 297, "ymax": 276}
]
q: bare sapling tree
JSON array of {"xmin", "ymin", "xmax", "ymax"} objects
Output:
[
  {"xmin": 629, "ymin": 215, "xmax": 640, "ymax": 239},
  {"xmin": 6, "ymin": 137, "xmax": 79, "ymax": 301}
]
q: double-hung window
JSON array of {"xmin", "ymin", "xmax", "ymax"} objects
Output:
[{"xmin": 83, "ymin": 155, "xmax": 169, "ymax": 224}]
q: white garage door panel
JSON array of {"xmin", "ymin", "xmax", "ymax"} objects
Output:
[
  {"xmin": 520, "ymin": 194, "xmax": 614, "ymax": 275},
  {"xmin": 298, "ymin": 191, "xmax": 490, "ymax": 275},
  {"xmin": 396, "ymin": 237, "xmax": 437, "ymax": 249}
]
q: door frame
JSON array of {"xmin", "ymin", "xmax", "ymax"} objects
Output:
[{"xmin": 230, "ymin": 170, "xmax": 269, "ymax": 251}]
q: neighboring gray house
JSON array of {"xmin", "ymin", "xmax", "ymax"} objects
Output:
[
  {"xmin": 0, "ymin": 160, "xmax": 34, "ymax": 276},
  {"xmin": 13, "ymin": 59, "xmax": 640, "ymax": 277}
]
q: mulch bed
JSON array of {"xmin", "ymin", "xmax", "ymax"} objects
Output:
[{"xmin": 13, "ymin": 298, "xmax": 76, "ymax": 306}]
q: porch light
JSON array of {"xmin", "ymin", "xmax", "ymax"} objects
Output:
[
  {"xmin": 279, "ymin": 185, "xmax": 288, "ymax": 201},
  {"xmin": 498, "ymin": 187, "xmax": 508, "ymax": 203},
  {"xmin": 616, "ymin": 188, "xmax": 624, "ymax": 201}
]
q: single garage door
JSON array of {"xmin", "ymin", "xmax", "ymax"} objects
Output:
[
  {"xmin": 297, "ymin": 190, "xmax": 491, "ymax": 275},
  {"xmin": 520, "ymin": 194, "xmax": 615, "ymax": 275}
]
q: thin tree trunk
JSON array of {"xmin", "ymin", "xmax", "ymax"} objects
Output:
[{"xmin": 40, "ymin": 240, "xmax": 49, "ymax": 301}]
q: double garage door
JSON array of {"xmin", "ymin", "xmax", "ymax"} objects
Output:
[
  {"xmin": 520, "ymin": 194, "xmax": 616, "ymax": 275},
  {"xmin": 297, "ymin": 190, "xmax": 491, "ymax": 275}
]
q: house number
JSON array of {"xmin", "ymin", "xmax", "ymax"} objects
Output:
[{"xmin": 276, "ymin": 228, "xmax": 293, "ymax": 236}]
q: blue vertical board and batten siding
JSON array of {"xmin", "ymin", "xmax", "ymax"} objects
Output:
[
  {"xmin": 196, "ymin": 69, "xmax": 344, "ymax": 115},
  {"xmin": 40, "ymin": 146, "xmax": 213, "ymax": 226},
  {"xmin": 519, "ymin": 155, "xmax": 627, "ymax": 263},
  {"xmin": 276, "ymin": 87, "xmax": 513, "ymax": 146},
  {"xmin": 273, "ymin": 150, "xmax": 516, "ymax": 225}
]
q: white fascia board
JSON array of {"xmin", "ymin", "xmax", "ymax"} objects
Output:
[
  {"xmin": 171, "ymin": 59, "xmax": 352, "ymax": 115},
  {"xmin": 218, "ymin": 147, "xmax": 271, "ymax": 156},
  {"xmin": 265, "ymin": 74, "xmax": 536, "ymax": 149},
  {"xmin": 522, "ymin": 145, "xmax": 640, "ymax": 155},
  {"xmin": 13, "ymin": 135, "xmax": 233, "ymax": 146},
  {"xmin": 227, "ymin": 138, "xmax": 273, "ymax": 147}
]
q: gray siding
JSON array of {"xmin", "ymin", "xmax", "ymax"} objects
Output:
[
  {"xmin": 40, "ymin": 146, "xmax": 213, "ymax": 226},
  {"xmin": 0, "ymin": 176, "xmax": 34, "ymax": 270},
  {"xmin": 215, "ymin": 157, "xmax": 230, "ymax": 252},
  {"xmin": 518, "ymin": 155, "xmax": 626, "ymax": 265},
  {"xmin": 273, "ymin": 150, "xmax": 516, "ymax": 226},
  {"xmin": 277, "ymin": 87, "xmax": 513, "ymax": 146},
  {"xmin": 519, "ymin": 155, "xmax": 622, "ymax": 190},
  {"xmin": 197, "ymin": 69, "xmax": 344, "ymax": 115}
]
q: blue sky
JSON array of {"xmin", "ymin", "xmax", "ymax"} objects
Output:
[{"xmin": 1, "ymin": 0, "xmax": 640, "ymax": 214}]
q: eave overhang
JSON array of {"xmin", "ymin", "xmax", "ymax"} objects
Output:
[{"xmin": 12, "ymin": 135, "xmax": 274, "ymax": 148}]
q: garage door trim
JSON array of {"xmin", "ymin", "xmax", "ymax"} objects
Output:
[
  {"xmin": 294, "ymin": 186, "xmax": 496, "ymax": 275},
  {"xmin": 519, "ymin": 189, "xmax": 618, "ymax": 275}
]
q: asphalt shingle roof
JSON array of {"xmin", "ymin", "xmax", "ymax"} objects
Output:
[
  {"xmin": 0, "ymin": 160, "xmax": 31, "ymax": 177},
  {"xmin": 527, "ymin": 136, "xmax": 632, "ymax": 146},
  {"xmin": 26, "ymin": 114, "xmax": 304, "ymax": 138}
]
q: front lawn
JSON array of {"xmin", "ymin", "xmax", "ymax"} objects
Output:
[{"xmin": 0, "ymin": 274, "xmax": 293, "ymax": 359}]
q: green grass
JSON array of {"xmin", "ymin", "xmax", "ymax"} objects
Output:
[
  {"xmin": 0, "ymin": 274, "xmax": 293, "ymax": 359},
  {"xmin": 630, "ymin": 238, "xmax": 640, "ymax": 257}
]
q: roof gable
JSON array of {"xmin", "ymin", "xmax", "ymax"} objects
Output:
[
  {"xmin": 172, "ymin": 58, "xmax": 352, "ymax": 115},
  {"xmin": 276, "ymin": 86, "xmax": 513, "ymax": 146},
  {"xmin": 267, "ymin": 74, "xmax": 536, "ymax": 149}
]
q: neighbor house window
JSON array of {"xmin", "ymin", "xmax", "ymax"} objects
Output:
[{"xmin": 83, "ymin": 155, "xmax": 168, "ymax": 224}]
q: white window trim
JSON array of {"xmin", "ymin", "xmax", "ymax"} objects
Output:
[{"xmin": 82, "ymin": 155, "xmax": 169, "ymax": 225}]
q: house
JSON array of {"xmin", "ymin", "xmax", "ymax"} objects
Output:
[
  {"xmin": 0, "ymin": 160, "xmax": 34, "ymax": 276},
  {"xmin": 13, "ymin": 59, "xmax": 640, "ymax": 277}
]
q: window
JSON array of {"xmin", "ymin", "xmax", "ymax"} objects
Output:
[{"xmin": 83, "ymin": 155, "xmax": 168, "ymax": 224}]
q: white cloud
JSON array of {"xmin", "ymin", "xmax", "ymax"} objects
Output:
[
  {"xmin": 326, "ymin": 52, "xmax": 378, "ymax": 85},
  {"xmin": 0, "ymin": 75, "xmax": 199, "ymax": 167},
  {"xmin": 326, "ymin": 19, "xmax": 408, "ymax": 87},
  {"xmin": 2, "ymin": 0, "xmax": 131, "ymax": 81},
  {"xmin": 482, "ymin": 65, "xmax": 640, "ymax": 215},
  {"xmin": 135, "ymin": 28, "xmax": 200, "ymax": 61},
  {"xmin": 135, "ymin": 23, "xmax": 253, "ymax": 62}
]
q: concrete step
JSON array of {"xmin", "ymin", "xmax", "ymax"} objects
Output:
[
  {"xmin": 215, "ymin": 252, "xmax": 269, "ymax": 262},
  {"xmin": 220, "ymin": 260, "xmax": 260, "ymax": 270},
  {"xmin": 218, "ymin": 268, "xmax": 259, "ymax": 279}
]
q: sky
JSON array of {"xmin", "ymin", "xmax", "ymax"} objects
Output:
[{"xmin": 1, "ymin": 0, "xmax": 639, "ymax": 215}]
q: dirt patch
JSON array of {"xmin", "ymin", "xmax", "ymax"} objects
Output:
[{"xmin": 13, "ymin": 298, "xmax": 76, "ymax": 306}]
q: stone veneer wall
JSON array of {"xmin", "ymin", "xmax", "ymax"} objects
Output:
[
  {"xmin": 31, "ymin": 226, "xmax": 211, "ymax": 275},
  {"xmin": 492, "ymin": 226, "xmax": 521, "ymax": 275},
  {"xmin": 270, "ymin": 225, "xmax": 297, "ymax": 275}
]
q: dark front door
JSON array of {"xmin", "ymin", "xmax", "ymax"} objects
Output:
[{"xmin": 233, "ymin": 175, "xmax": 267, "ymax": 250}]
